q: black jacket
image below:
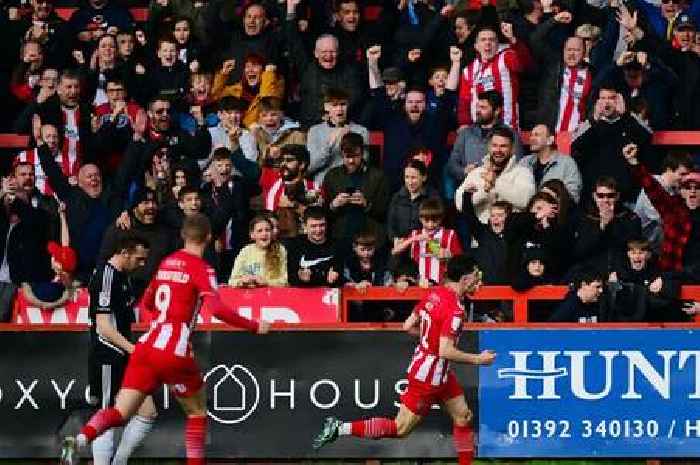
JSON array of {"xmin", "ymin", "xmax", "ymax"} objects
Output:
[
  {"xmin": 200, "ymin": 176, "xmax": 250, "ymax": 256},
  {"xmin": 461, "ymin": 191, "xmax": 509, "ymax": 285},
  {"xmin": 549, "ymin": 288, "xmax": 602, "ymax": 322},
  {"xmin": 37, "ymin": 144, "xmax": 119, "ymax": 281},
  {"xmin": 573, "ymin": 207, "xmax": 642, "ymax": 274},
  {"xmin": 386, "ymin": 185, "xmax": 440, "ymax": 242},
  {"xmin": 96, "ymin": 212, "xmax": 174, "ymax": 297},
  {"xmin": 571, "ymin": 113, "xmax": 653, "ymax": 204},
  {"xmin": 284, "ymin": 15, "xmax": 365, "ymax": 127},
  {"xmin": 0, "ymin": 197, "xmax": 53, "ymax": 284},
  {"xmin": 322, "ymin": 163, "xmax": 390, "ymax": 246}
]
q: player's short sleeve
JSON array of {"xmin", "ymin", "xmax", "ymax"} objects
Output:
[
  {"xmin": 192, "ymin": 260, "xmax": 218, "ymax": 297},
  {"xmin": 440, "ymin": 297, "xmax": 463, "ymax": 339},
  {"xmin": 412, "ymin": 290, "xmax": 438, "ymax": 316}
]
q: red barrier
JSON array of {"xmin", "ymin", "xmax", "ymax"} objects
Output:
[
  {"xmin": 3, "ymin": 131, "xmax": 700, "ymax": 154},
  {"xmin": 55, "ymin": 6, "xmax": 148, "ymax": 21},
  {"xmin": 12, "ymin": 284, "xmax": 700, "ymax": 325},
  {"xmin": 342, "ymin": 285, "xmax": 700, "ymax": 323},
  {"xmin": 53, "ymin": 6, "xmax": 382, "ymax": 23},
  {"xmin": 13, "ymin": 286, "xmax": 340, "ymax": 324}
]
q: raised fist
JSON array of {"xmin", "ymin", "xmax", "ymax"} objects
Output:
[{"xmin": 366, "ymin": 45, "xmax": 381, "ymax": 63}]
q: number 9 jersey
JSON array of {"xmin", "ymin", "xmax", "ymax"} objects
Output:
[{"xmin": 137, "ymin": 250, "xmax": 218, "ymax": 359}]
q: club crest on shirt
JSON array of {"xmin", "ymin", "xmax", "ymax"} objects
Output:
[{"xmin": 99, "ymin": 291, "xmax": 110, "ymax": 307}]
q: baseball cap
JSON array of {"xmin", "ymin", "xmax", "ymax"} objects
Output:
[
  {"xmin": 382, "ymin": 67, "xmax": 403, "ymax": 83},
  {"xmin": 48, "ymin": 241, "xmax": 77, "ymax": 274},
  {"xmin": 675, "ymin": 14, "xmax": 695, "ymax": 30}
]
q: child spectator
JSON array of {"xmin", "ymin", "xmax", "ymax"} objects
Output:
[
  {"xmin": 178, "ymin": 71, "xmax": 217, "ymax": 134},
  {"xmin": 391, "ymin": 198, "xmax": 462, "ymax": 286},
  {"xmin": 342, "ymin": 230, "xmax": 391, "ymax": 291},
  {"xmin": 512, "ymin": 246, "xmax": 553, "ymax": 291},
  {"xmin": 461, "ymin": 189, "xmax": 512, "ymax": 285},
  {"xmin": 252, "ymin": 96, "xmax": 305, "ymax": 164},
  {"xmin": 608, "ymin": 238, "xmax": 685, "ymax": 322},
  {"xmin": 134, "ymin": 36, "xmax": 188, "ymax": 107},
  {"xmin": 342, "ymin": 230, "xmax": 392, "ymax": 322},
  {"xmin": 229, "ymin": 215, "xmax": 288, "ymax": 287},
  {"xmin": 207, "ymin": 96, "xmax": 258, "ymax": 164}
]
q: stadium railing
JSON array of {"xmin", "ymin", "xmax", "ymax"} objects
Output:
[{"xmin": 3, "ymin": 130, "xmax": 700, "ymax": 153}]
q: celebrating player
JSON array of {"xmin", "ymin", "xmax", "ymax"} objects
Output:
[
  {"xmin": 312, "ymin": 255, "xmax": 496, "ymax": 465},
  {"xmin": 61, "ymin": 214, "xmax": 271, "ymax": 465},
  {"xmin": 87, "ymin": 236, "xmax": 157, "ymax": 465}
]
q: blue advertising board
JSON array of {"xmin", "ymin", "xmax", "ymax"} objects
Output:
[{"xmin": 479, "ymin": 329, "xmax": 700, "ymax": 458}]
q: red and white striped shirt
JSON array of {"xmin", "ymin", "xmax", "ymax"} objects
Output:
[
  {"xmin": 556, "ymin": 66, "xmax": 593, "ymax": 132},
  {"xmin": 62, "ymin": 107, "xmax": 82, "ymax": 171},
  {"xmin": 406, "ymin": 287, "xmax": 464, "ymax": 387},
  {"xmin": 408, "ymin": 227, "xmax": 463, "ymax": 284},
  {"xmin": 265, "ymin": 178, "xmax": 321, "ymax": 211},
  {"xmin": 138, "ymin": 250, "xmax": 218, "ymax": 358},
  {"xmin": 458, "ymin": 43, "xmax": 529, "ymax": 129},
  {"xmin": 17, "ymin": 147, "xmax": 78, "ymax": 195}
]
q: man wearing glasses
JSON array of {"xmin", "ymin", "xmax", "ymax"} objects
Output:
[
  {"xmin": 624, "ymin": 143, "xmax": 700, "ymax": 283},
  {"xmin": 124, "ymin": 96, "xmax": 211, "ymax": 181},
  {"xmin": 571, "ymin": 175, "xmax": 642, "ymax": 275}
]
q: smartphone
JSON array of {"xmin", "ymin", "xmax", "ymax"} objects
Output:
[{"xmin": 345, "ymin": 187, "xmax": 356, "ymax": 195}]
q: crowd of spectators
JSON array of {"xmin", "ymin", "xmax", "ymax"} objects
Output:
[{"xmin": 0, "ymin": 0, "xmax": 700, "ymax": 323}]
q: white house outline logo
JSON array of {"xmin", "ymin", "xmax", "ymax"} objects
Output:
[{"xmin": 204, "ymin": 364, "xmax": 260, "ymax": 424}]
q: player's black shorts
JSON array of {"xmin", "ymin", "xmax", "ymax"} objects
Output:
[{"xmin": 88, "ymin": 355, "xmax": 128, "ymax": 408}]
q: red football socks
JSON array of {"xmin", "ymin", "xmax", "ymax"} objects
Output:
[
  {"xmin": 80, "ymin": 407, "xmax": 125, "ymax": 442},
  {"xmin": 453, "ymin": 424, "xmax": 474, "ymax": 465},
  {"xmin": 185, "ymin": 415, "xmax": 207, "ymax": 465},
  {"xmin": 350, "ymin": 418, "xmax": 398, "ymax": 438}
]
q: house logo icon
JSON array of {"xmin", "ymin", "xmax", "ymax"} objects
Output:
[{"xmin": 204, "ymin": 364, "xmax": 260, "ymax": 424}]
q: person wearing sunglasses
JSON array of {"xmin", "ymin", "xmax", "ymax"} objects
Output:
[
  {"xmin": 623, "ymin": 143, "xmax": 700, "ymax": 283},
  {"xmin": 630, "ymin": 0, "xmax": 692, "ymax": 42},
  {"xmin": 571, "ymin": 175, "xmax": 642, "ymax": 276}
]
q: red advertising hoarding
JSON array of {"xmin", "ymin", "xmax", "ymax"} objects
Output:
[{"xmin": 13, "ymin": 287, "xmax": 340, "ymax": 324}]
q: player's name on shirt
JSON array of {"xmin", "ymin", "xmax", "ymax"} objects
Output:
[{"xmin": 156, "ymin": 269, "xmax": 190, "ymax": 283}]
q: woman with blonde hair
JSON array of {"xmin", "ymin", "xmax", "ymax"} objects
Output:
[{"xmin": 229, "ymin": 215, "xmax": 287, "ymax": 287}]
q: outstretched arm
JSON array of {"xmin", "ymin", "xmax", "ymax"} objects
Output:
[
  {"xmin": 204, "ymin": 293, "xmax": 270, "ymax": 333},
  {"xmin": 439, "ymin": 337, "xmax": 496, "ymax": 365}
]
